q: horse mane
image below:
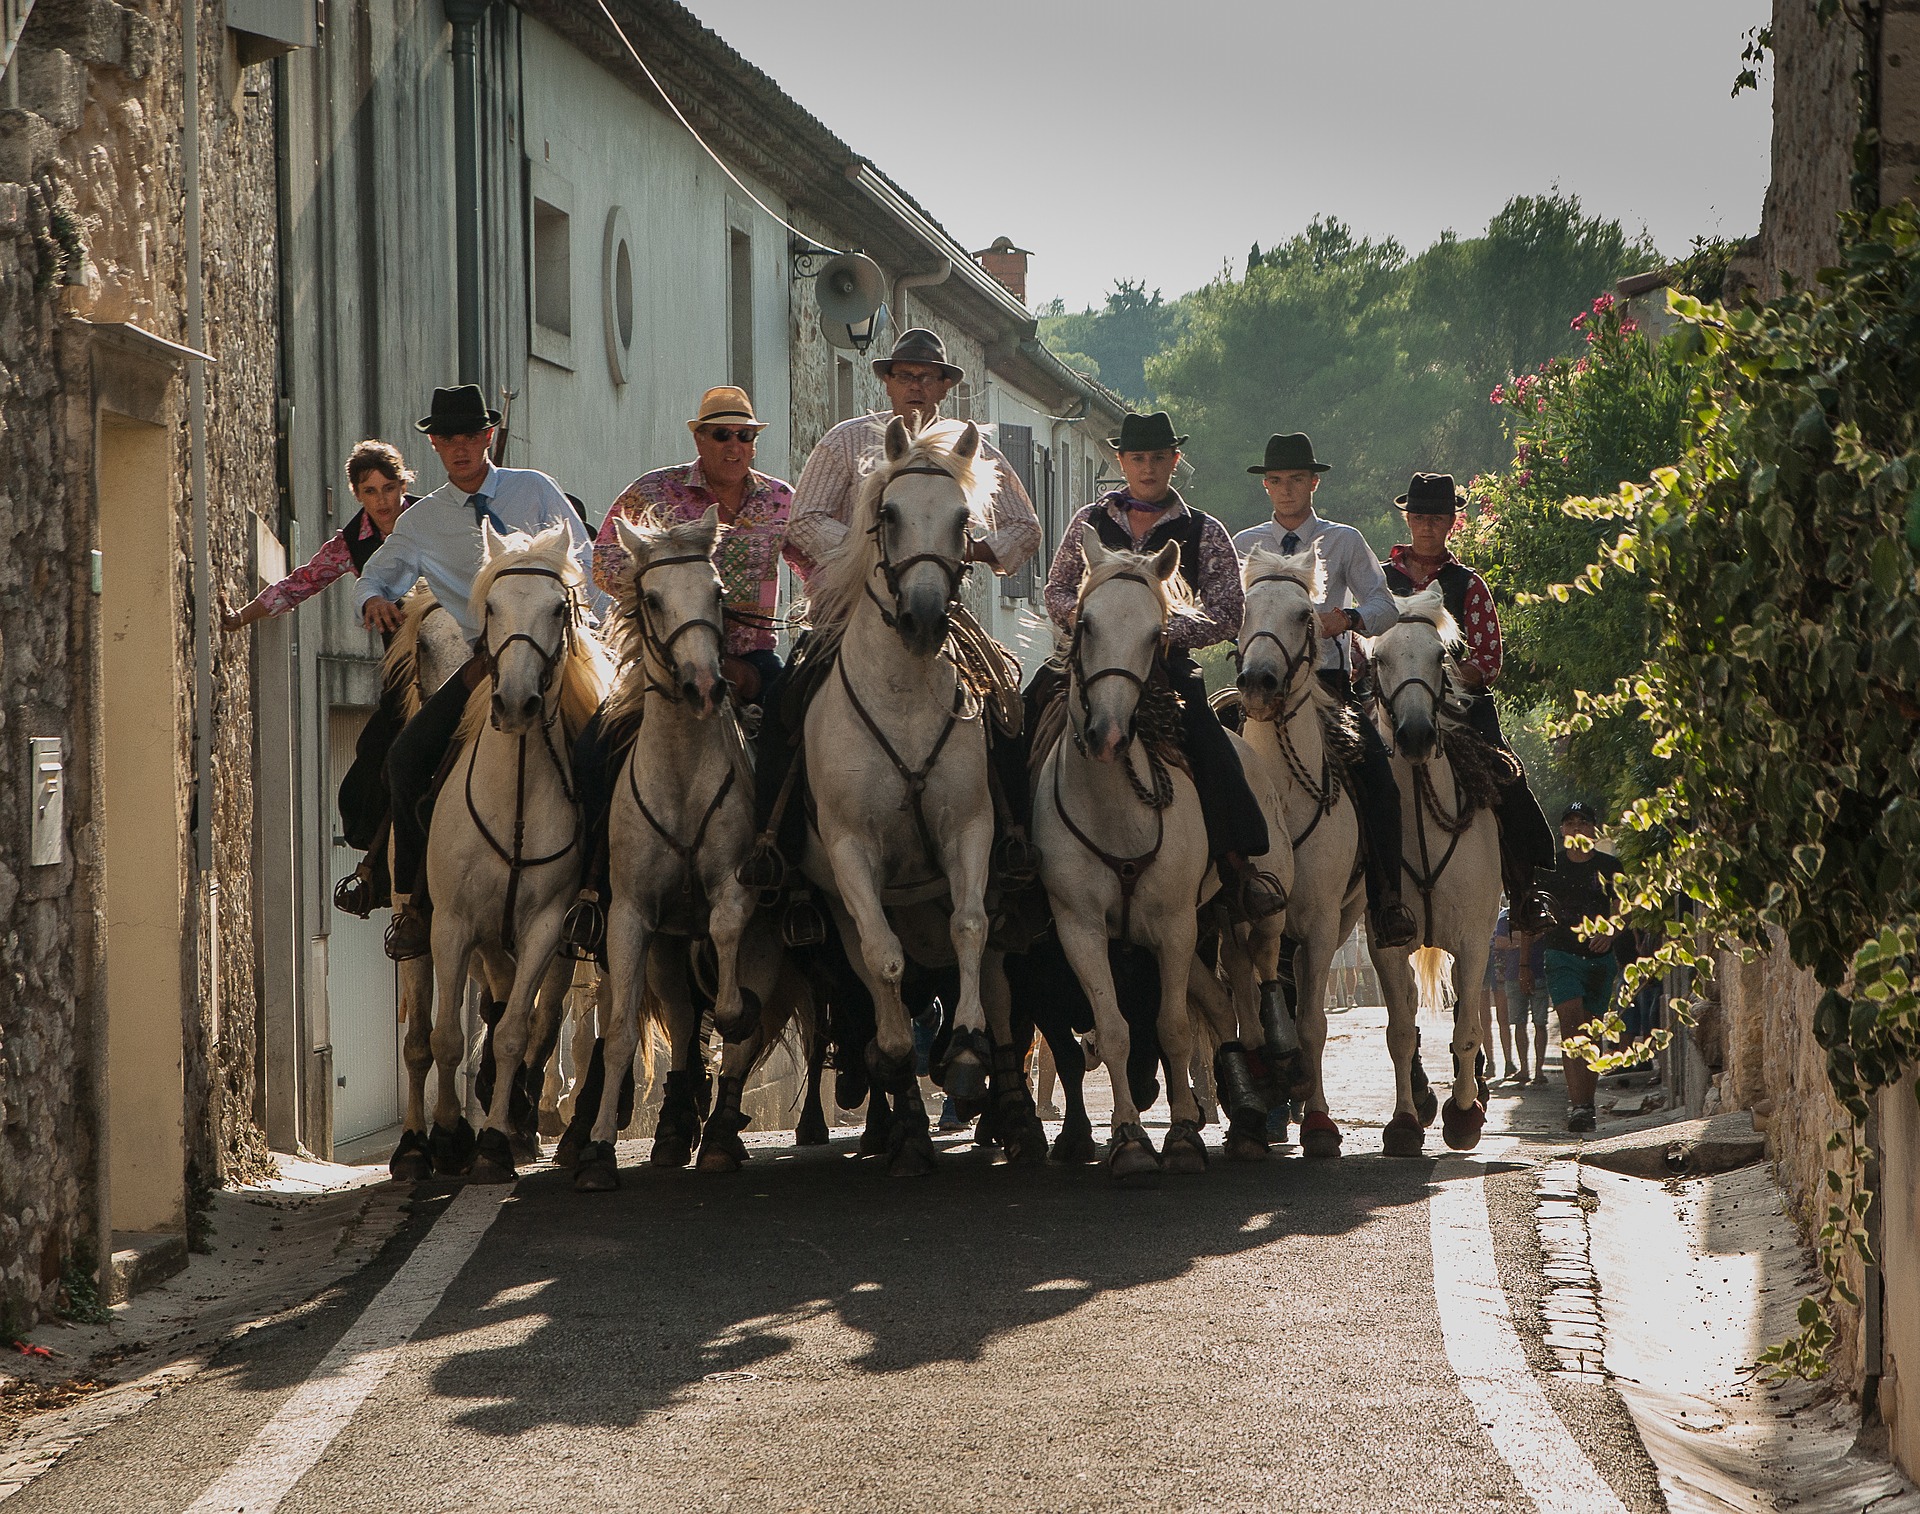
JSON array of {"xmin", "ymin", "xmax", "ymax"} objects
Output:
[
  {"xmin": 1078, "ymin": 540, "xmax": 1207, "ymax": 632},
  {"xmin": 601, "ymin": 512, "xmax": 728, "ymax": 737},
  {"xmin": 455, "ymin": 526, "xmax": 615, "ymax": 747},
  {"xmin": 380, "ymin": 582, "xmax": 440, "ymax": 721},
  {"xmin": 803, "ymin": 416, "xmax": 999, "ymax": 650}
]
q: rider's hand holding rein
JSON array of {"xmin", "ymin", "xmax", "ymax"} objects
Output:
[{"xmin": 363, "ymin": 596, "xmax": 406, "ymax": 634}]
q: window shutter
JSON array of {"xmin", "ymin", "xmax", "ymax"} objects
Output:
[{"xmin": 998, "ymin": 423, "xmax": 1035, "ymax": 599}]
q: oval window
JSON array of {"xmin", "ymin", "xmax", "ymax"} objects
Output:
[{"xmin": 602, "ymin": 205, "xmax": 635, "ymax": 385}]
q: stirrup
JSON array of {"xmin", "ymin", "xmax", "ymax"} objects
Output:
[
  {"xmin": 737, "ymin": 837, "xmax": 788, "ymax": 902},
  {"xmin": 781, "ymin": 892, "xmax": 826, "ymax": 949},
  {"xmin": 383, "ymin": 907, "xmax": 432, "ymax": 962},
  {"xmin": 333, "ymin": 866, "xmax": 377, "ymax": 920},
  {"xmin": 993, "ymin": 831, "xmax": 1041, "ymax": 888},
  {"xmin": 561, "ymin": 890, "xmax": 606, "ymax": 960}
]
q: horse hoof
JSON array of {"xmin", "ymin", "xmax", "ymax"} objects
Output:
[
  {"xmin": 509, "ymin": 1132, "xmax": 541, "ymax": 1168},
  {"xmin": 697, "ymin": 1147, "xmax": 743, "ymax": 1174},
  {"xmin": 553, "ymin": 1130, "xmax": 584, "ymax": 1169},
  {"xmin": 697, "ymin": 1125, "xmax": 748, "ymax": 1172},
  {"xmin": 1107, "ymin": 1124, "xmax": 1162, "ymax": 1183},
  {"xmin": 572, "ymin": 1142, "xmax": 620, "ymax": 1192},
  {"xmin": 858, "ymin": 1121, "xmax": 892, "ymax": 1158},
  {"xmin": 1441, "ymin": 1098, "xmax": 1486, "ymax": 1152},
  {"xmin": 469, "ymin": 1129, "xmax": 517, "ymax": 1185},
  {"xmin": 1050, "ymin": 1127, "xmax": 1098, "ymax": 1165},
  {"xmin": 538, "ymin": 1108, "xmax": 564, "ymax": 1138},
  {"xmin": 1226, "ymin": 1133, "xmax": 1271, "ymax": 1162},
  {"xmin": 1382, "ymin": 1111, "xmax": 1427, "ymax": 1158},
  {"xmin": 1299, "ymin": 1110, "xmax": 1343, "ymax": 1160},
  {"xmin": 794, "ymin": 1113, "xmax": 830, "ymax": 1147},
  {"xmin": 388, "ymin": 1129, "xmax": 433, "ymax": 1183},
  {"xmin": 649, "ymin": 1135, "xmax": 695, "ymax": 1168},
  {"xmin": 939, "ymin": 1055, "xmax": 990, "ymax": 1105},
  {"xmin": 430, "ymin": 1118, "xmax": 477, "ymax": 1177},
  {"xmin": 887, "ymin": 1132, "xmax": 936, "ymax": 1179},
  {"xmin": 1413, "ymin": 1086, "xmax": 1439, "ymax": 1129},
  {"xmin": 1161, "ymin": 1120, "xmax": 1209, "ymax": 1175},
  {"xmin": 1000, "ymin": 1114, "xmax": 1048, "ymax": 1166}
]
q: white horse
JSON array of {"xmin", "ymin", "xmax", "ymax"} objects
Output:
[
  {"xmin": 1033, "ymin": 526, "xmax": 1216, "ymax": 1180},
  {"xmin": 801, "ymin": 415, "xmax": 1012, "ymax": 1177},
  {"xmin": 571, "ymin": 508, "xmax": 810, "ymax": 1189},
  {"xmin": 1365, "ymin": 584, "xmax": 1502, "ymax": 1154},
  {"xmin": 422, "ymin": 523, "xmax": 612, "ymax": 1184},
  {"xmin": 1230, "ymin": 546, "xmax": 1366, "ymax": 1160},
  {"xmin": 383, "ymin": 585, "xmax": 583, "ymax": 1179}
]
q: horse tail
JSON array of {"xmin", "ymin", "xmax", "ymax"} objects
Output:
[{"xmin": 1412, "ymin": 946, "xmax": 1455, "ymax": 1018}]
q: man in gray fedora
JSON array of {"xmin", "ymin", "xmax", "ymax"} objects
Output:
[{"xmin": 1232, "ymin": 432, "xmax": 1418, "ymax": 948}]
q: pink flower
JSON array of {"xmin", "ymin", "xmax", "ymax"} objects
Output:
[
  {"xmin": 1620, "ymin": 317, "xmax": 1638, "ymax": 334},
  {"xmin": 1573, "ymin": 357, "xmax": 1589, "ymax": 374},
  {"xmin": 1515, "ymin": 373, "xmax": 1537, "ymax": 398},
  {"xmin": 1536, "ymin": 398, "xmax": 1547, "ymax": 413},
  {"xmin": 1593, "ymin": 293, "xmax": 1615, "ymax": 314},
  {"xmin": 1517, "ymin": 470, "xmax": 1533, "ymax": 486},
  {"xmin": 1570, "ymin": 311, "xmax": 1587, "ymax": 330},
  {"xmin": 1516, "ymin": 442, "xmax": 1530, "ymax": 462},
  {"xmin": 1490, "ymin": 384, "xmax": 1506, "ymax": 405},
  {"xmin": 1585, "ymin": 329, "xmax": 1597, "ymax": 344}
]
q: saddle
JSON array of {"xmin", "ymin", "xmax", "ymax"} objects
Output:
[{"xmin": 1029, "ymin": 658, "xmax": 1191, "ymax": 780}]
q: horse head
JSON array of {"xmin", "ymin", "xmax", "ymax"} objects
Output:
[
  {"xmin": 1366, "ymin": 583, "xmax": 1459, "ymax": 763},
  {"xmin": 869, "ymin": 415, "xmax": 982, "ymax": 658},
  {"xmin": 1071, "ymin": 523, "xmax": 1180, "ymax": 763},
  {"xmin": 614, "ymin": 506, "xmax": 728, "ymax": 715},
  {"xmin": 474, "ymin": 521, "xmax": 582, "ymax": 735},
  {"xmin": 1235, "ymin": 546, "xmax": 1324, "ymax": 722}
]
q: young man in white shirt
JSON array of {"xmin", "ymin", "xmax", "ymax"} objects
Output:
[
  {"xmin": 1231, "ymin": 433, "xmax": 1417, "ymax": 948},
  {"xmin": 360, "ymin": 384, "xmax": 599, "ymax": 959}
]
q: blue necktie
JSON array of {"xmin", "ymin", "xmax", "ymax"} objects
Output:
[
  {"xmin": 469, "ymin": 493, "xmax": 507, "ymax": 533},
  {"xmin": 1281, "ymin": 531, "xmax": 1300, "ymax": 556}
]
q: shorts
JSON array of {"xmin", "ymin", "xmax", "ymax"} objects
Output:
[
  {"xmin": 1543, "ymin": 949, "xmax": 1617, "ymax": 1010},
  {"xmin": 1502, "ymin": 976, "xmax": 1550, "ymax": 1029}
]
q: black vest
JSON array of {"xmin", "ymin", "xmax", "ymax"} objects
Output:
[
  {"xmin": 1087, "ymin": 499, "xmax": 1210, "ymax": 599},
  {"xmin": 343, "ymin": 494, "xmax": 420, "ymax": 573},
  {"xmin": 1383, "ymin": 557, "xmax": 1474, "ymax": 624}
]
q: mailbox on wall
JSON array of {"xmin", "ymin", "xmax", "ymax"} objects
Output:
[
  {"xmin": 28, "ymin": 736, "xmax": 62, "ymax": 868},
  {"xmin": 226, "ymin": 0, "xmax": 317, "ymax": 64}
]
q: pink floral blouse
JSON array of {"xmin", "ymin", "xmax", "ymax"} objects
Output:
[
  {"xmin": 592, "ymin": 463, "xmax": 811, "ymax": 654},
  {"xmin": 254, "ymin": 508, "xmax": 396, "ymax": 618}
]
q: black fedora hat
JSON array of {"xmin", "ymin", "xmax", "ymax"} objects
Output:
[
  {"xmin": 1248, "ymin": 432, "xmax": 1332, "ymax": 475},
  {"xmin": 871, "ymin": 327, "xmax": 964, "ymax": 382},
  {"xmin": 1107, "ymin": 411, "xmax": 1188, "ymax": 452},
  {"xmin": 1395, "ymin": 472, "xmax": 1468, "ymax": 515},
  {"xmin": 417, "ymin": 384, "xmax": 502, "ymax": 435}
]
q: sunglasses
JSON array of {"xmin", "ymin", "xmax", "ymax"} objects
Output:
[{"xmin": 702, "ymin": 426, "xmax": 760, "ymax": 443}]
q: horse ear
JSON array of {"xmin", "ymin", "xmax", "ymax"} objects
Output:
[
  {"xmin": 954, "ymin": 421, "xmax": 981, "ymax": 460},
  {"xmin": 612, "ymin": 513, "xmax": 650, "ymax": 561},
  {"xmin": 481, "ymin": 518, "xmax": 508, "ymax": 561},
  {"xmin": 697, "ymin": 503, "xmax": 720, "ymax": 534},
  {"xmin": 884, "ymin": 415, "xmax": 912, "ymax": 463},
  {"xmin": 1149, "ymin": 540, "xmax": 1181, "ymax": 582},
  {"xmin": 1079, "ymin": 521, "xmax": 1110, "ymax": 569}
]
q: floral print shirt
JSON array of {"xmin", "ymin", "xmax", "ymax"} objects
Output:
[
  {"xmin": 254, "ymin": 507, "xmax": 398, "ymax": 618},
  {"xmin": 593, "ymin": 463, "xmax": 809, "ymax": 654},
  {"xmin": 1386, "ymin": 543, "xmax": 1504, "ymax": 684},
  {"xmin": 1044, "ymin": 491, "xmax": 1243, "ymax": 654}
]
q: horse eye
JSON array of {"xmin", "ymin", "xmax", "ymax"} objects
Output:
[{"xmin": 879, "ymin": 502, "xmax": 897, "ymax": 524}]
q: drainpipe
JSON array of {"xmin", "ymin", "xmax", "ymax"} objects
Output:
[
  {"xmin": 890, "ymin": 260, "xmax": 951, "ymax": 338},
  {"xmin": 446, "ymin": 0, "xmax": 495, "ymax": 383},
  {"xmin": 184, "ymin": 1, "xmax": 210, "ymax": 878}
]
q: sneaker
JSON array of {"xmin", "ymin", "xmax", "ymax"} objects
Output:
[
  {"xmin": 1037, "ymin": 1101, "xmax": 1063, "ymax": 1121},
  {"xmin": 1567, "ymin": 1103, "xmax": 1596, "ymax": 1134},
  {"xmin": 1532, "ymin": 1071, "xmax": 1550, "ymax": 1087},
  {"xmin": 937, "ymin": 1099, "xmax": 967, "ymax": 1133},
  {"xmin": 1501, "ymin": 1062, "xmax": 1518, "ymax": 1082}
]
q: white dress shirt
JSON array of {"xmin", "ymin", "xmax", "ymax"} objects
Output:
[
  {"xmin": 353, "ymin": 461, "xmax": 605, "ymax": 642},
  {"xmin": 1233, "ymin": 511, "xmax": 1399, "ymax": 672}
]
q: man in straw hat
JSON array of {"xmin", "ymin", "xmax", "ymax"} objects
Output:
[
  {"xmin": 1044, "ymin": 411, "xmax": 1286, "ymax": 922},
  {"xmin": 356, "ymin": 383, "xmax": 603, "ymax": 960},
  {"xmin": 1232, "ymin": 433, "xmax": 1418, "ymax": 948},
  {"xmin": 558, "ymin": 385, "xmax": 811, "ymax": 954},
  {"xmin": 1383, "ymin": 472, "xmax": 1557, "ymax": 927}
]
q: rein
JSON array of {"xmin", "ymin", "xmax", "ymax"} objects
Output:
[
  {"xmin": 864, "ymin": 463, "xmax": 971, "ymax": 631},
  {"xmin": 834, "ymin": 653, "xmax": 967, "ymax": 883},
  {"xmin": 630, "ymin": 552, "xmax": 726, "ymax": 702},
  {"xmin": 626, "ymin": 756, "xmax": 737, "ymax": 913},
  {"xmin": 1049, "ymin": 749, "xmax": 1163, "ymax": 941},
  {"xmin": 1381, "ymin": 614, "xmax": 1476, "ymax": 948},
  {"xmin": 466, "ymin": 564, "xmax": 583, "ymax": 951},
  {"xmin": 1235, "ymin": 571, "xmax": 1341, "ymax": 846}
]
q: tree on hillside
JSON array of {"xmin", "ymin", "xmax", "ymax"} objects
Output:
[{"xmin": 1037, "ymin": 280, "xmax": 1188, "ymax": 404}]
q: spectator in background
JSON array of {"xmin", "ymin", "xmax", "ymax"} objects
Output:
[
  {"xmin": 1511, "ymin": 924, "xmax": 1550, "ymax": 1085},
  {"xmin": 1536, "ymin": 800, "xmax": 1621, "ymax": 1132}
]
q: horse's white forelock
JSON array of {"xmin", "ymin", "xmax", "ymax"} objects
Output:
[
  {"xmin": 1379, "ymin": 582, "xmax": 1461, "ymax": 649},
  {"xmin": 1076, "ymin": 540, "xmax": 1204, "ymax": 628},
  {"xmin": 1244, "ymin": 545, "xmax": 1326, "ymax": 605},
  {"xmin": 805, "ymin": 416, "xmax": 997, "ymax": 644},
  {"xmin": 466, "ymin": 520, "xmax": 584, "ymax": 626}
]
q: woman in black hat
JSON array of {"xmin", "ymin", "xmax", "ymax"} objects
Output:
[{"xmin": 1382, "ymin": 473, "xmax": 1557, "ymax": 928}]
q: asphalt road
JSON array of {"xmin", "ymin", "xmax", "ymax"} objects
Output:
[{"xmin": 8, "ymin": 1012, "xmax": 1667, "ymax": 1514}]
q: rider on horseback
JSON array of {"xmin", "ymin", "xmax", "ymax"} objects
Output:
[
  {"xmin": 357, "ymin": 384, "xmax": 605, "ymax": 961},
  {"xmin": 1043, "ymin": 412, "xmax": 1286, "ymax": 924},
  {"xmin": 1231, "ymin": 433, "xmax": 1418, "ymax": 946},
  {"xmin": 1380, "ymin": 472, "xmax": 1556, "ymax": 928}
]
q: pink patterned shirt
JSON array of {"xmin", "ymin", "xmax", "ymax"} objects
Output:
[
  {"xmin": 593, "ymin": 463, "xmax": 810, "ymax": 654},
  {"xmin": 1386, "ymin": 544, "xmax": 1504, "ymax": 683},
  {"xmin": 253, "ymin": 509, "xmax": 395, "ymax": 619}
]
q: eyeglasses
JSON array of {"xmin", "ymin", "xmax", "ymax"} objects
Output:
[
  {"xmin": 886, "ymin": 370, "xmax": 946, "ymax": 388},
  {"xmin": 702, "ymin": 426, "xmax": 761, "ymax": 443}
]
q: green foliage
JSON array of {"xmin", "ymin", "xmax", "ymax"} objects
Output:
[
  {"xmin": 1037, "ymin": 280, "xmax": 1189, "ymax": 404},
  {"xmin": 1146, "ymin": 195, "xmax": 1657, "ymax": 546},
  {"xmin": 57, "ymin": 1258, "xmax": 111, "ymax": 1326}
]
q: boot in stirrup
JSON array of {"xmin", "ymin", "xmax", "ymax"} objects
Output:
[{"xmin": 384, "ymin": 901, "xmax": 433, "ymax": 961}]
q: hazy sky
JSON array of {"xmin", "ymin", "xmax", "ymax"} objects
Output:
[{"xmin": 678, "ymin": 0, "xmax": 1774, "ymax": 311}]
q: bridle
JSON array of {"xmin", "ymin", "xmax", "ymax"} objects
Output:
[
  {"xmin": 1374, "ymin": 612, "xmax": 1451, "ymax": 747},
  {"xmin": 1375, "ymin": 611, "xmax": 1475, "ymax": 947},
  {"xmin": 1066, "ymin": 571, "xmax": 1170, "ymax": 779},
  {"xmin": 864, "ymin": 463, "xmax": 971, "ymax": 630},
  {"xmin": 466, "ymin": 563, "xmax": 584, "ymax": 951},
  {"xmin": 629, "ymin": 551, "xmax": 726, "ymax": 702},
  {"xmin": 1235, "ymin": 569, "xmax": 1320, "ymax": 723}
]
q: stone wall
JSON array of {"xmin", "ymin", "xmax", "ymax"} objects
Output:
[
  {"xmin": 1756, "ymin": 0, "xmax": 1863, "ymax": 293},
  {"xmin": 0, "ymin": 0, "xmax": 275, "ymax": 1331}
]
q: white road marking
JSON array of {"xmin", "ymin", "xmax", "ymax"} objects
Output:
[
  {"xmin": 1429, "ymin": 1157, "xmax": 1630, "ymax": 1514},
  {"xmin": 184, "ymin": 1185, "xmax": 508, "ymax": 1514}
]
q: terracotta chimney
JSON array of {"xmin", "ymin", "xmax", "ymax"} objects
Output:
[{"xmin": 973, "ymin": 236, "xmax": 1031, "ymax": 305}]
